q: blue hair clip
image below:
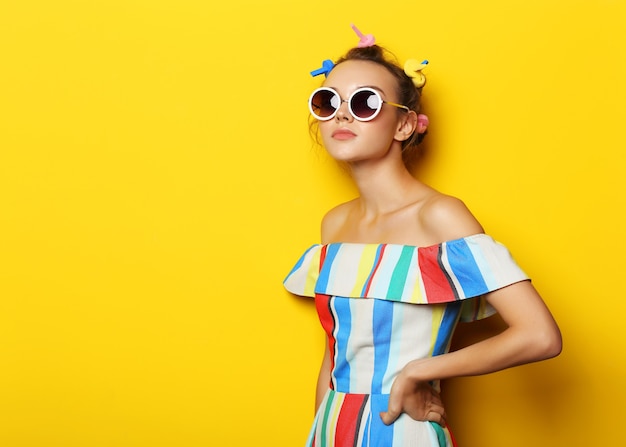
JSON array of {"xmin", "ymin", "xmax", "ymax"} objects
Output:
[{"xmin": 310, "ymin": 59, "xmax": 335, "ymax": 78}]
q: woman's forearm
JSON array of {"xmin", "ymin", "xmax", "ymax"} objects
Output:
[{"xmin": 406, "ymin": 319, "xmax": 561, "ymax": 383}]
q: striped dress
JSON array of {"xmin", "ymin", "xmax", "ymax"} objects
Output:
[{"xmin": 283, "ymin": 234, "xmax": 528, "ymax": 447}]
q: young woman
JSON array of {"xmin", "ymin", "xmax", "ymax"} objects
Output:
[{"xmin": 284, "ymin": 26, "xmax": 561, "ymax": 447}]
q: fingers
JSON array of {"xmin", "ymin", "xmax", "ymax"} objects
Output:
[
  {"xmin": 381, "ymin": 399, "xmax": 446, "ymax": 426},
  {"xmin": 381, "ymin": 408, "xmax": 447, "ymax": 426},
  {"xmin": 426, "ymin": 386, "xmax": 443, "ymax": 406},
  {"xmin": 381, "ymin": 399, "xmax": 447, "ymax": 426},
  {"xmin": 380, "ymin": 398, "xmax": 403, "ymax": 426},
  {"xmin": 426, "ymin": 401, "xmax": 447, "ymax": 426},
  {"xmin": 381, "ymin": 377, "xmax": 447, "ymax": 426},
  {"xmin": 424, "ymin": 387, "xmax": 446, "ymax": 425},
  {"xmin": 426, "ymin": 409, "xmax": 447, "ymax": 427},
  {"xmin": 380, "ymin": 409, "xmax": 400, "ymax": 426}
]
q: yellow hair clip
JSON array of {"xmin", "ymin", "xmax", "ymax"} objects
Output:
[{"xmin": 404, "ymin": 59, "xmax": 429, "ymax": 88}]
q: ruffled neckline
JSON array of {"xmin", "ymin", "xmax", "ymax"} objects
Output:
[{"xmin": 284, "ymin": 233, "xmax": 528, "ymax": 321}]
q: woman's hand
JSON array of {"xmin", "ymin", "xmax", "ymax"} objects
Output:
[{"xmin": 379, "ymin": 366, "xmax": 446, "ymax": 427}]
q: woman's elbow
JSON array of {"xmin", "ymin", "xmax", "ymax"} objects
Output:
[{"xmin": 533, "ymin": 324, "xmax": 563, "ymax": 360}]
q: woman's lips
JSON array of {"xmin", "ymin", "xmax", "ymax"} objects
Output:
[{"xmin": 332, "ymin": 129, "xmax": 356, "ymax": 140}]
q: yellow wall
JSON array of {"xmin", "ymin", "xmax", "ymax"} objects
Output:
[{"xmin": 1, "ymin": 1, "xmax": 624, "ymax": 445}]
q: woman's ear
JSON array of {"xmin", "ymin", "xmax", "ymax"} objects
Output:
[{"xmin": 395, "ymin": 110, "xmax": 418, "ymax": 142}]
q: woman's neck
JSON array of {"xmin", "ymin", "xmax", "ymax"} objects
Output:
[{"xmin": 348, "ymin": 150, "xmax": 422, "ymax": 216}]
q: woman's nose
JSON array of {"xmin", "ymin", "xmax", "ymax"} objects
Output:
[{"xmin": 335, "ymin": 99, "xmax": 353, "ymax": 121}]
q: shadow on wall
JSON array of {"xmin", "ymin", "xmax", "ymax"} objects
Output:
[{"xmin": 444, "ymin": 317, "xmax": 579, "ymax": 445}]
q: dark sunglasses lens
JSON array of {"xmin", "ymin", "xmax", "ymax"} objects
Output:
[
  {"xmin": 311, "ymin": 89, "xmax": 339, "ymax": 118},
  {"xmin": 351, "ymin": 90, "xmax": 380, "ymax": 119}
]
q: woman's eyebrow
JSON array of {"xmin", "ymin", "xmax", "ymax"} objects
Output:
[
  {"xmin": 360, "ymin": 85, "xmax": 386, "ymax": 95},
  {"xmin": 324, "ymin": 85, "xmax": 388, "ymax": 96}
]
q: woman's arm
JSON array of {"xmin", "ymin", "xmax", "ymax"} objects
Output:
[
  {"xmin": 380, "ymin": 194, "xmax": 562, "ymax": 425},
  {"xmin": 381, "ymin": 280, "xmax": 562, "ymax": 424},
  {"xmin": 414, "ymin": 280, "xmax": 560, "ymax": 377}
]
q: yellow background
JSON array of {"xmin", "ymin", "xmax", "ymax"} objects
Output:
[{"xmin": 1, "ymin": 1, "xmax": 624, "ymax": 445}]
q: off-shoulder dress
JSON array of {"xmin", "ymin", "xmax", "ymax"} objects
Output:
[{"xmin": 284, "ymin": 234, "xmax": 528, "ymax": 447}]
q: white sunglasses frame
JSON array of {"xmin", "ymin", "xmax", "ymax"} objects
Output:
[{"xmin": 308, "ymin": 87, "xmax": 409, "ymax": 122}]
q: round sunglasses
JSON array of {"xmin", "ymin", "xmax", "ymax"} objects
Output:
[{"xmin": 308, "ymin": 87, "xmax": 409, "ymax": 122}]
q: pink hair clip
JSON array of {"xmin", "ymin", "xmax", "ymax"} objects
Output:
[
  {"xmin": 351, "ymin": 24, "xmax": 375, "ymax": 47},
  {"xmin": 417, "ymin": 114, "xmax": 429, "ymax": 134}
]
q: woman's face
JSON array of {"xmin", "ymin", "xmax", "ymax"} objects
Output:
[{"xmin": 319, "ymin": 60, "xmax": 407, "ymax": 165}]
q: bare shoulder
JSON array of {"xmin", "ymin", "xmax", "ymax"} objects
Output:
[
  {"xmin": 320, "ymin": 200, "xmax": 356, "ymax": 244},
  {"xmin": 419, "ymin": 193, "xmax": 484, "ymax": 242}
]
